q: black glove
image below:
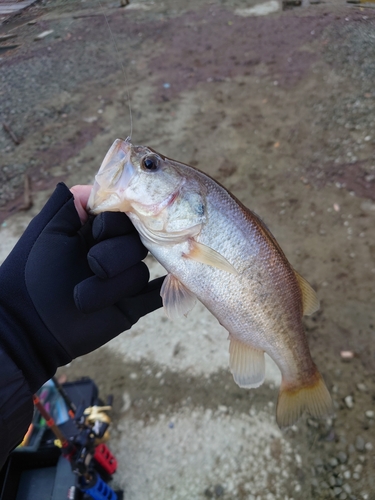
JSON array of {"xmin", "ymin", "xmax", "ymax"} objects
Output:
[{"xmin": 0, "ymin": 183, "xmax": 163, "ymax": 393}]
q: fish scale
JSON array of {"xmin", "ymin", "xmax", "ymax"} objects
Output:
[{"xmin": 88, "ymin": 138, "xmax": 333, "ymax": 428}]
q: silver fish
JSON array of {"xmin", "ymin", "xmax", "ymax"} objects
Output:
[{"xmin": 88, "ymin": 138, "xmax": 333, "ymax": 428}]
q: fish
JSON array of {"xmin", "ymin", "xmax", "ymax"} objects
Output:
[{"xmin": 88, "ymin": 137, "xmax": 333, "ymax": 428}]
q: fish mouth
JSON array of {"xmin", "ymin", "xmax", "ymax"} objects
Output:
[{"xmin": 88, "ymin": 138, "xmax": 134, "ymax": 214}]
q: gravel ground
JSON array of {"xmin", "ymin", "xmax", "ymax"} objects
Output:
[{"xmin": 1, "ymin": 0, "xmax": 375, "ymax": 498}]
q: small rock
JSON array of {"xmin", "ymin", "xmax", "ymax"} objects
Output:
[
  {"xmin": 347, "ymin": 444, "xmax": 356, "ymax": 455},
  {"xmin": 204, "ymin": 488, "xmax": 213, "ymax": 498},
  {"xmin": 334, "ymin": 487, "xmax": 342, "ymax": 496},
  {"xmin": 329, "ymin": 476, "xmax": 337, "ymax": 487},
  {"xmin": 341, "ymin": 350, "xmax": 354, "ymax": 360},
  {"xmin": 339, "ymin": 493, "xmax": 347, "ymax": 500},
  {"xmin": 356, "ymin": 383, "xmax": 367, "ymax": 392},
  {"xmin": 365, "ymin": 410, "xmax": 374, "ymax": 419},
  {"xmin": 311, "ymin": 478, "xmax": 319, "ymax": 488},
  {"xmin": 320, "ymin": 481, "xmax": 329, "ymax": 489},
  {"xmin": 307, "ymin": 418, "xmax": 319, "ymax": 428},
  {"xmin": 337, "ymin": 451, "xmax": 348, "ymax": 464},
  {"xmin": 343, "ymin": 470, "xmax": 351, "ymax": 479},
  {"xmin": 329, "ymin": 457, "xmax": 339, "ymax": 468},
  {"xmin": 35, "ymin": 29, "xmax": 54, "ymax": 40},
  {"xmin": 315, "ymin": 464, "xmax": 325, "ymax": 474},
  {"xmin": 343, "ymin": 484, "xmax": 352, "ymax": 494},
  {"xmin": 365, "ymin": 442, "xmax": 373, "ymax": 451},
  {"xmin": 355, "ymin": 436, "xmax": 365, "ymax": 452},
  {"xmin": 121, "ymin": 392, "xmax": 132, "ymax": 412},
  {"xmin": 344, "ymin": 395, "xmax": 354, "ymax": 409},
  {"xmin": 214, "ymin": 484, "xmax": 224, "ymax": 497}
]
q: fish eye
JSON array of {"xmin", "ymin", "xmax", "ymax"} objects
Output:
[{"xmin": 141, "ymin": 155, "xmax": 159, "ymax": 171}]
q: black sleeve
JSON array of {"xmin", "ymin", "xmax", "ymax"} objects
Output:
[{"xmin": 0, "ymin": 346, "xmax": 33, "ymax": 470}]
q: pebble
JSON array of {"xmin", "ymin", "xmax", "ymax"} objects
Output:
[
  {"xmin": 314, "ymin": 457, "xmax": 325, "ymax": 474},
  {"xmin": 307, "ymin": 418, "xmax": 319, "ymax": 428},
  {"xmin": 343, "ymin": 484, "xmax": 352, "ymax": 494},
  {"xmin": 329, "ymin": 457, "xmax": 339, "ymax": 468},
  {"xmin": 348, "ymin": 444, "xmax": 356, "ymax": 455},
  {"xmin": 334, "ymin": 487, "xmax": 342, "ymax": 496},
  {"xmin": 355, "ymin": 436, "xmax": 365, "ymax": 452},
  {"xmin": 329, "ymin": 476, "xmax": 337, "ymax": 487},
  {"xmin": 311, "ymin": 478, "xmax": 319, "ymax": 488},
  {"xmin": 337, "ymin": 451, "xmax": 348, "ymax": 464},
  {"xmin": 344, "ymin": 395, "xmax": 354, "ymax": 409},
  {"xmin": 34, "ymin": 29, "xmax": 54, "ymax": 40},
  {"xmin": 365, "ymin": 410, "xmax": 374, "ymax": 419},
  {"xmin": 214, "ymin": 484, "xmax": 224, "ymax": 497},
  {"xmin": 356, "ymin": 383, "xmax": 367, "ymax": 392}
]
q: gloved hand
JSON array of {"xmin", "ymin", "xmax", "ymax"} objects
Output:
[{"xmin": 0, "ymin": 183, "xmax": 163, "ymax": 393}]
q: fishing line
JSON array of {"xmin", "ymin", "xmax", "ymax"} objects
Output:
[{"xmin": 97, "ymin": 0, "xmax": 133, "ymax": 140}]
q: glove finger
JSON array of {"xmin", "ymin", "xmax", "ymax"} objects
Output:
[
  {"xmin": 117, "ymin": 276, "xmax": 165, "ymax": 324},
  {"xmin": 33, "ymin": 183, "xmax": 82, "ymax": 236},
  {"xmin": 74, "ymin": 262, "xmax": 150, "ymax": 313},
  {"xmin": 92, "ymin": 212, "xmax": 136, "ymax": 241},
  {"xmin": 88, "ymin": 233, "xmax": 148, "ymax": 279}
]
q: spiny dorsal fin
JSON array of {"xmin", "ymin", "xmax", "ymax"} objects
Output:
[
  {"xmin": 160, "ymin": 273, "xmax": 197, "ymax": 320},
  {"xmin": 183, "ymin": 239, "xmax": 239, "ymax": 275},
  {"xmin": 294, "ymin": 270, "xmax": 320, "ymax": 316},
  {"xmin": 229, "ymin": 338, "xmax": 265, "ymax": 389}
]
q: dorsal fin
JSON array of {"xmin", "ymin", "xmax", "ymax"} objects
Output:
[{"xmin": 294, "ymin": 270, "xmax": 320, "ymax": 316}]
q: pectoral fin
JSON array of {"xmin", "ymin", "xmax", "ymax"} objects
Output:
[
  {"xmin": 294, "ymin": 270, "xmax": 320, "ymax": 316},
  {"xmin": 229, "ymin": 338, "xmax": 265, "ymax": 389},
  {"xmin": 160, "ymin": 273, "xmax": 197, "ymax": 320},
  {"xmin": 183, "ymin": 240, "xmax": 239, "ymax": 275}
]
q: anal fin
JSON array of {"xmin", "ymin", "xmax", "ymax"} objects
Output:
[
  {"xmin": 229, "ymin": 338, "xmax": 265, "ymax": 389},
  {"xmin": 160, "ymin": 273, "xmax": 197, "ymax": 320}
]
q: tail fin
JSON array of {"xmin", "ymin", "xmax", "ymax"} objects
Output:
[{"xmin": 276, "ymin": 372, "xmax": 333, "ymax": 429}]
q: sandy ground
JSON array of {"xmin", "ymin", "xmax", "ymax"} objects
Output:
[{"xmin": 1, "ymin": 0, "xmax": 375, "ymax": 498}]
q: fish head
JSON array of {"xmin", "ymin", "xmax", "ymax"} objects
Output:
[{"xmin": 88, "ymin": 138, "xmax": 207, "ymax": 241}]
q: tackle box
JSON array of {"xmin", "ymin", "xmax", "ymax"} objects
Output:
[{"xmin": 0, "ymin": 377, "xmax": 107, "ymax": 500}]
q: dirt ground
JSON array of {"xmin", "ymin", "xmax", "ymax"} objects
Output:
[{"xmin": 1, "ymin": 0, "xmax": 375, "ymax": 498}]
